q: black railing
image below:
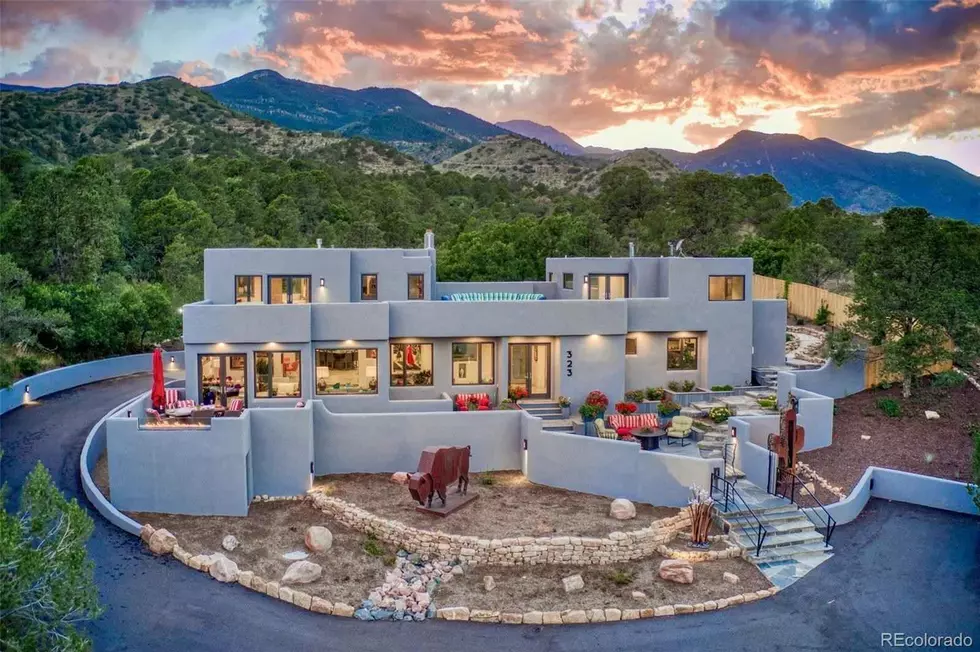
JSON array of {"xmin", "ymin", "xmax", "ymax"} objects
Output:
[
  {"xmin": 722, "ymin": 439, "xmax": 737, "ymax": 485},
  {"xmin": 711, "ymin": 468, "xmax": 768, "ymax": 557},
  {"xmin": 772, "ymin": 469, "xmax": 837, "ymax": 546}
]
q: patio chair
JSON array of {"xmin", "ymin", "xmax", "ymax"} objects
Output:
[
  {"xmin": 666, "ymin": 416, "xmax": 694, "ymax": 447},
  {"xmin": 594, "ymin": 418, "xmax": 617, "ymax": 439}
]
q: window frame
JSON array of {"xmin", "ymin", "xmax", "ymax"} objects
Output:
[
  {"xmin": 389, "ymin": 343, "xmax": 434, "ymax": 386},
  {"xmin": 234, "ymin": 275, "xmax": 263, "ymax": 304},
  {"xmin": 314, "ymin": 348, "xmax": 378, "ymax": 395},
  {"xmin": 666, "ymin": 337, "xmax": 698, "ymax": 371},
  {"xmin": 198, "ymin": 353, "xmax": 247, "ymax": 407},
  {"xmin": 361, "ymin": 273, "xmax": 379, "ymax": 301},
  {"xmin": 451, "ymin": 341, "xmax": 495, "ymax": 386},
  {"xmin": 588, "ymin": 273, "xmax": 630, "ymax": 300},
  {"xmin": 562, "ymin": 273, "xmax": 573, "ymax": 290},
  {"xmin": 625, "ymin": 337, "xmax": 638, "ymax": 356},
  {"xmin": 253, "ymin": 350, "xmax": 303, "ymax": 398},
  {"xmin": 407, "ymin": 273, "xmax": 424, "ymax": 300},
  {"xmin": 267, "ymin": 275, "xmax": 311, "ymax": 304},
  {"xmin": 708, "ymin": 275, "xmax": 745, "ymax": 302}
]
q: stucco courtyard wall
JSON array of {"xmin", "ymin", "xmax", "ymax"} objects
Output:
[
  {"xmin": 776, "ymin": 372, "xmax": 834, "ymax": 452},
  {"xmin": 751, "ymin": 300, "xmax": 787, "ymax": 368},
  {"xmin": 729, "ymin": 417, "xmax": 777, "ymax": 492},
  {"xmin": 249, "ymin": 403, "xmax": 314, "ymax": 497},
  {"xmin": 785, "ymin": 356, "xmax": 867, "ymax": 399}
]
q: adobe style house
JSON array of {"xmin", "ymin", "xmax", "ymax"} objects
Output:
[{"xmin": 181, "ymin": 232, "xmax": 787, "ymax": 414}]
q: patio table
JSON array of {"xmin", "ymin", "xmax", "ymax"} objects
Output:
[{"xmin": 631, "ymin": 428, "xmax": 664, "ymax": 451}]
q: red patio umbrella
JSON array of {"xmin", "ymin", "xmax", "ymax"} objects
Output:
[
  {"xmin": 405, "ymin": 344, "xmax": 416, "ymax": 368},
  {"xmin": 151, "ymin": 348, "xmax": 166, "ymax": 412}
]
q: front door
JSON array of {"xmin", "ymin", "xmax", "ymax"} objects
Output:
[{"xmin": 508, "ymin": 343, "xmax": 551, "ymax": 398}]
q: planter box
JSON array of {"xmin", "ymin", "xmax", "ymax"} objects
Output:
[{"xmin": 658, "ymin": 409, "xmax": 681, "ymax": 420}]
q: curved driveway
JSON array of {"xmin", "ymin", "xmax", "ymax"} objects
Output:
[{"xmin": 2, "ymin": 376, "xmax": 979, "ymax": 651}]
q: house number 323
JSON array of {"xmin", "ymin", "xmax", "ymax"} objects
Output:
[{"xmin": 566, "ymin": 350, "xmax": 573, "ymax": 377}]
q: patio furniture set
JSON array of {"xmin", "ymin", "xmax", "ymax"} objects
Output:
[{"xmin": 594, "ymin": 413, "xmax": 695, "ymax": 450}]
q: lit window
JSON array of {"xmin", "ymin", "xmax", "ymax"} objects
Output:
[
  {"xmin": 315, "ymin": 348, "xmax": 377, "ymax": 394},
  {"xmin": 268, "ymin": 276, "xmax": 310, "ymax": 304},
  {"xmin": 588, "ymin": 274, "xmax": 628, "ymax": 300},
  {"xmin": 198, "ymin": 354, "xmax": 247, "ymax": 406},
  {"xmin": 235, "ymin": 276, "xmax": 262, "ymax": 304},
  {"xmin": 708, "ymin": 275, "xmax": 745, "ymax": 301},
  {"xmin": 625, "ymin": 337, "xmax": 638, "ymax": 356},
  {"xmin": 362, "ymin": 274, "xmax": 378, "ymax": 300},
  {"xmin": 408, "ymin": 273, "xmax": 424, "ymax": 300},
  {"xmin": 254, "ymin": 351, "xmax": 302, "ymax": 397},
  {"xmin": 452, "ymin": 342, "xmax": 495, "ymax": 385},
  {"xmin": 667, "ymin": 337, "xmax": 698, "ymax": 370},
  {"xmin": 390, "ymin": 343, "xmax": 433, "ymax": 386},
  {"xmin": 562, "ymin": 273, "xmax": 573, "ymax": 290}
]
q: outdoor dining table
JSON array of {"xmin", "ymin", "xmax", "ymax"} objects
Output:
[{"xmin": 631, "ymin": 428, "xmax": 665, "ymax": 451}]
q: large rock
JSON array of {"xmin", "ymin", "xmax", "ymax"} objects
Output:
[
  {"xmin": 658, "ymin": 559, "xmax": 694, "ymax": 584},
  {"xmin": 221, "ymin": 535, "xmax": 239, "ymax": 551},
  {"xmin": 282, "ymin": 560, "xmax": 323, "ymax": 584},
  {"xmin": 147, "ymin": 528, "xmax": 177, "ymax": 555},
  {"xmin": 390, "ymin": 472, "xmax": 409, "ymax": 485},
  {"xmin": 723, "ymin": 571, "xmax": 739, "ymax": 585},
  {"xmin": 305, "ymin": 526, "xmax": 333, "ymax": 553},
  {"xmin": 209, "ymin": 554, "xmax": 240, "ymax": 583},
  {"xmin": 609, "ymin": 498, "xmax": 637, "ymax": 520},
  {"xmin": 562, "ymin": 574, "xmax": 585, "ymax": 593},
  {"xmin": 924, "ymin": 410, "xmax": 940, "ymax": 420},
  {"xmin": 483, "ymin": 575, "xmax": 496, "ymax": 592}
]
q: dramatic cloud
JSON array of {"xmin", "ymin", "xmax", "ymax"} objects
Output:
[
  {"xmin": 0, "ymin": 47, "xmax": 132, "ymax": 87},
  {"xmin": 150, "ymin": 59, "xmax": 228, "ymax": 85}
]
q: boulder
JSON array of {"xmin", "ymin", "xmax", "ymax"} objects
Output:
[
  {"xmin": 631, "ymin": 590, "xmax": 648, "ymax": 599},
  {"xmin": 221, "ymin": 535, "xmax": 239, "ymax": 552},
  {"xmin": 390, "ymin": 472, "xmax": 409, "ymax": 485},
  {"xmin": 147, "ymin": 529, "xmax": 177, "ymax": 555},
  {"xmin": 282, "ymin": 550, "xmax": 309, "ymax": 561},
  {"xmin": 925, "ymin": 410, "xmax": 940, "ymax": 420},
  {"xmin": 305, "ymin": 526, "xmax": 333, "ymax": 553},
  {"xmin": 723, "ymin": 571, "xmax": 739, "ymax": 585},
  {"xmin": 209, "ymin": 554, "xmax": 239, "ymax": 583},
  {"xmin": 139, "ymin": 524, "xmax": 156, "ymax": 543},
  {"xmin": 282, "ymin": 560, "xmax": 323, "ymax": 585},
  {"xmin": 609, "ymin": 498, "xmax": 636, "ymax": 520},
  {"xmin": 562, "ymin": 573, "xmax": 585, "ymax": 593},
  {"xmin": 483, "ymin": 575, "xmax": 496, "ymax": 592},
  {"xmin": 658, "ymin": 559, "xmax": 694, "ymax": 584}
]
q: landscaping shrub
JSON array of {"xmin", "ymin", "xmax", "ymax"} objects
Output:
[
  {"xmin": 363, "ymin": 534, "xmax": 384, "ymax": 557},
  {"xmin": 814, "ymin": 301, "xmax": 832, "ymax": 326},
  {"xmin": 667, "ymin": 381, "xmax": 682, "ymax": 392},
  {"xmin": 15, "ymin": 354, "xmax": 41, "ymax": 377},
  {"xmin": 969, "ymin": 423, "xmax": 980, "ymax": 512},
  {"xmin": 607, "ymin": 569, "xmax": 635, "ymax": 586},
  {"xmin": 624, "ymin": 389, "xmax": 646, "ymax": 403},
  {"xmin": 645, "ymin": 386, "xmax": 665, "ymax": 400},
  {"xmin": 682, "ymin": 380, "xmax": 696, "ymax": 392},
  {"xmin": 931, "ymin": 370, "xmax": 966, "ymax": 389},
  {"xmin": 709, "ymin": 406, "xmax": 731, "ymax": 423},
  {"xmin": 478, "ymin": 473, "xmax": 494, "ymax": 486},
  {"xmin": 876, "ymin": 397, "xmax": 901, "ymax": 418},
  {"xmin": 758, "ymin": 396, "xmax": 778, "ymax": 410},
  {"xmin": 710, "ymin": 384, "xmax": 734, "ymax": 391}
]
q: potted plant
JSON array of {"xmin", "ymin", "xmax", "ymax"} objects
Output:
[
  {"xmin": 585, "ymin": 390, "xmax": 609, "ymax": 419},
  {"xmin": 557, "ymin": 395, "xmax": 571, "ymax": 419},
  {"xmin": 615, "ymin": 401, "xmax": 638, "ymax": 415},
  {"xmin": 645, "ymin": 386, "xmax": 665, "ymax": 401},
  {"xmin": 579, "ymin": 403, "xmax": 599, "ymax": 436},
  {"xmin": 467, "ymin": 398, "xmax": 479, "ymax": 412},
  {"xmin": 499, "ymin": 398, "xmax": 516, "ymax": 410},
  {"xmin": 667, "ymin": 380, "xmax": 682, "ymax": 392},
  {"xmin": 682, "ymin": 380, "xmax": 696, "ymax": 392},
  {"xmin": 508, "ymin": 385, "xmax": 529, "ymax": 402},
  {"xmin": 625, "ymin": 389, "xmax": 646, "ymax": 403},
  {"xmin": 657, "ymin": 399, "xmax": 681, "ymax": 419}
]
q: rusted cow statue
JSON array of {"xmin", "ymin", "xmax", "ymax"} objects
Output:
[{"xmin": 408, "ymin": 446, "xmax": 471, "ymax": 508}]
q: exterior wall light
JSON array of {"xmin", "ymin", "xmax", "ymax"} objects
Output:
[
  {"xmin": 730, "ymin": 426, "xmax": 737, "ymax": 438},
  {"xmin": 127, "ymin": 410, "xmax": 132, "ymax": 418},
  {"xmin": 344, "ymin": 339, "xmax": 355, "ymax": 346},
  {"xmin": 169, "ymin": 355, "xmax": 175, "ymax": 364},
  {"xmin": 25, "ymin": 384, "xmax": 30, "ymax": 395},
  {"xmin": 320, "ymin": 278, "xmax": 325, "ymax": 287},
  {"xmin": 177, "ymin": 307, "xmax": 183, "ymax": 314}
]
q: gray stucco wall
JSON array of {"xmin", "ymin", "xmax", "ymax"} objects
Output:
[
  {"xmin": 789, "ymin": 355, "xmax": 867, "ymax": 399},
  {"xmin": 249, "ymin": 404, "xmax": 314, "ymax": 497},
  {"xmin": 752, "ymin": 300, "xmax": 787, "ymax": 367},
  {"xmin": 312, "ymin": 400, "xmax": 523, "ymax": 474},
  {"xmin": 729, "ymin": 416, "xmax": 777, "ymax": 491},
  {"xmin": 107, "ymin": 413, "xmax": 251, "ymax": 516},
  {"xmin": 557, "ymin": 334, "xmax": 627, "ymax": 412},
  {"xmin": 777, "ymin": 372, "xmax": 835, "ymax": 451}
]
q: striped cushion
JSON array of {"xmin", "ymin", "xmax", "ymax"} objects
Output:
[
  {"xmin": 607, "ymin": 414, "xmax": 658, "ymax": 431},
  {"xmin": 164, "ymin": 388, "xmax": 179, "ymax": 406},
  {"xmin": 228, "ymin": 399, "xmax": 244, "ymax": 411},
  {"xmin": 442, "ymin": 293, "xmax": 546, "ymax": 302},
  {"xmin": 456, "ymin": 393, "xmax": 490, "ymax": 405}
]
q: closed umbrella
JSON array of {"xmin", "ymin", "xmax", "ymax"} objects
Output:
[
  {"xmin": 405, "ymin": 344, "xmax": 416, "ymax": 368},
  {"xmin": 151, "ymin": 348, "xmax": 166, "ymax": 412}
]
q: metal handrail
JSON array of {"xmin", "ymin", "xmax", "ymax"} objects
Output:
[
  {"xmin": 773, "ymin": 469, "xmax": 837, "ymax": 546},
  {"xmin": 722, "ymin": 439, "xmax": 738, "ymax": 485},
  {"xmin": 710, "ymin": 468, "xmax": 768, "ymax": 557}
]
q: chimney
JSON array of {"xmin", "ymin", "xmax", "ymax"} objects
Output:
[
  {"xmin": 424, "ymin": 229, "xmax": 435, "ymax": 250},
  {"xmin": 316, "ymin": 238, "xmax": 322, "ymax": 249},
  {"xmin": 628, "ymin": 241, "xmax": 635, "ymax": 258}
]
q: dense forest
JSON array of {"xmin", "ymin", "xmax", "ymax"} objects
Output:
[{"xmin": 2, "ymin": 82, "xmax": 978, "ymax": 386}]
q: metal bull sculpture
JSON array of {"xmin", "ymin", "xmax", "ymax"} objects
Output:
[{"xmin": 408, "ymin": 446, "xmax": 471, "ymax": 508}]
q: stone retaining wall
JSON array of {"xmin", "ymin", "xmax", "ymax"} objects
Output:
[{"xmin": 310, "ymin": 491, "xmax": 694, "ymax": 566}]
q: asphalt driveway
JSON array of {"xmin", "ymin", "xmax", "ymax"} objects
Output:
[{"xmin": 2, "ymin": 376, "xmax": 978, "ymax": 651}]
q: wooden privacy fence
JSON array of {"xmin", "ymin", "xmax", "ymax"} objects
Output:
[
  {"xmin": 753, "ymin": 274, "xmax": 853, "ymax": 328},
  {"xmin": 863, "ymin": 344, "xmax": 954, "ymax": 389}
]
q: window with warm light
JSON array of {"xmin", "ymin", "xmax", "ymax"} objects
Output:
[
  {"xmin": 588, "ymin": 274, "xmax": 628, "ymax": 300},
  {"xmin": 361, "ymin": 274, "xmax": 378, "ymax": 300},
  {"xmin": 562, "ymin": 273, "xmax": 573, "ymax": 290},
  {"xmin": 408, "ymin": 273, "xmax": 424, "ymax": 300},
  {"xmin": 268, "ymin": 276, "xmax": 310, "ymax": 304},
  {"xmin": 625, "ymin": 337, "xmax": 638, "ymax": 356},
  {"xmin": 708, "ymin": 275, "xmax": 745, "ymax": 301},
  {"xmin": 315, "ymin": 348, "xmax": 378, "ymax": 394},
  {"xmin": 254, "ymin": 351, "xmax": 302, "ymax": 397},
  {"xmin": 452, "ymin": 342, "xmax": 494, "ymax": 385},
  {"xmin": 235, "ymin": 275, "xmax": 262, "ymax": 303},
  {"xmin": 390, "ymin": 343, "xmax": 433, "ymax": 386},
  {"xmin": 667, "ymin": 337, "xmax": 698, "ymax": 370}
]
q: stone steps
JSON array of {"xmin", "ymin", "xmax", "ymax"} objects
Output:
[
  {"xmin": 735, "ymin": 528, "xmax": 826, "ymax": 550},
  {"xmin": 752, "ymin": 541, "xmax": 833, "ymax": 563}
]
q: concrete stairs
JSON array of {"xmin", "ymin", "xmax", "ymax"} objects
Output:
[
  {"xmin": 695, "ymin": 429, "xmax": 744, "ymax": 479},
  {"xmin": 752, "ymin": 367, "xmax": 781, "ymax": 390},
  {"xmin": 520, "ymin": 400, "xmax": 574, "ymax": 434}
]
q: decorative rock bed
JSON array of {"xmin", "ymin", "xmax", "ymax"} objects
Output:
[{"xmin": 137, "ymin": 494, "xmax": 777, "ymax": 625}]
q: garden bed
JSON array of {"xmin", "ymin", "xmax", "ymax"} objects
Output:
[
  {"xmin": 798, "ymin": 379, "xmax": 979, "ymax": 501},
  {"xmin": 313, "ymin": 471, "xmax": 678, "ymax": 539}
]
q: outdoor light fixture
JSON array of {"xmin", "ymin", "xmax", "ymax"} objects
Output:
[
  {"xmin": 177, "ymin": 307, "xmax": 183, "ymax": 314},
  {"xmin": 127, "ymin": 410, "xmax": 132, "ymax": 418},
  {"xmin": 344, "ymin": 339, "xmax": 355, "ymax": 346},
  {"xmin": 730, "ymin": 426, "xmax": 737, "ymax": 438},
  {"xmin": 170, "ymin": 355, "xmax": 175, "ymax": 364},
  {"xmin": 24, "ymin": 384, "xmax": 30, "ymax": 394},
  {"xmin": 523, "ymin": 438, "xmax": 528, "ymax": 451},
  {"xmin": 320, "ymin": 277, "xmax": 325, "ymax": 287}
]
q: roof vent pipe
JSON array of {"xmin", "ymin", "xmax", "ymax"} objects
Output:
[
  {"xmin": 316, "ymin": 238, "xmax": 322, "ymax": 249},
  {"xmin": 628, "ymin": 241, "xmax": 635, "ymax": 258},
  {"xmin": 424, "ymin": 229, "xmax": 435, "ymax": 249}
]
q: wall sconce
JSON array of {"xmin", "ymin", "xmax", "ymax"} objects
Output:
[
  {"xmin": 319, "ymin": 278, "xmax": 325, "ymax": 287},
  {"xmin": 730, "ymin": 426, "xmax": 737, "ymax": 438},
  {"xmin": 169, "ymin": 355, "xmax": 175, "ymax": 364},
  {"xmin": 523, "ymin": 438, "xmax": 528, "ymax": 451},
  {"xmin": 177, "ymin": 307, "xmax": 183, "ymax": 314},
  {"xmin": 24, "ymin": 384, "xmax": 30, "ymax": 395},
  {"xmin": 127, "ymin": 410, "xmax": 132, "ymax": 418}
]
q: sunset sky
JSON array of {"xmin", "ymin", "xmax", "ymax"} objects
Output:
[{"xmin": 2, "ymin": 0, "xmax": 978, "ymax": 174}]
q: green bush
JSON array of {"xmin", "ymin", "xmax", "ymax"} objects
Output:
[
  {"xmin": 931, "ymin": 370, "xmax": 965, "ymax": 389},
  {"xmin": 16, "ymin": 354, "xmax": 42, "ymax": 377},
  {"xmin": 607, "ymin": 569, "xmax": 635, "ymax": 586},
  {"xmin": 478, "ymin": 474, "xmax": 494, "ymax": 486},
  {"xmin": 682, "ymin": 380, "xmax": 696, "ymax": 392},
  {"xmin": 814, "ymin": 301, "xmax": 832, "ymax": 326},
  {"xmin": 657, "ymin": 400, "xmax": 681, "ymax": 416},
  {"xmin": 709, "ymin": 406, "xmax": 731, "ymax": 423},
  {"xmin": 645, "ymin": 386, "xmax": 665, "ymax": 400},
  {"xmin": 363, "ymin": 534, "xmax": 384, "ymax": 557},
  {"xmin": 758, "ymin": 396, "xmax": 778, "ymax": 410},
  {"xmin": 667, "ymin": 381, "xmax": 682, "ymax": 392},
  {"xmin": 710, "ymin": 384, "xmax": 734, "ymax": 391},
  {"xmin": 625, "ymin": 389, "xmax": 646, "ymax": 402},
  {"xmin": 969, "ymin": 423, "xmax": 980, "ymax": 512},
  {"xmin": 876, "ymin": 397, "xmax": 901, "ymax": 418}
]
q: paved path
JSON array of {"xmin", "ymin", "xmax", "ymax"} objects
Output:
[{"xmin": 2, "ymin": 376, "xmax": 978, "ymax": 651}]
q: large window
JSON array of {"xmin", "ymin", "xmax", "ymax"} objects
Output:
[
  {"xmin": 199, "ymin": 354, "xmax": 246, "ymax": 406},
  {"xmin": 562, "ymin": 273, "xmax": 573, "ymax": 290},
  {"xmin": 390, "ymin": 343, "xmax": 433, "ymax": 386},
  {"xmin": 268, "ymin": 276, "xmax": 310, "ymax": 304},
  {"xmin": 235, "ymin": 276, "xmax": 262, "ymax": 304},
  {"xmin": 667, "ymin": 337, "xmax": 698, "ymax": 370},
  {"xmin": 361, "ymin": 274, "xmax": 378, "ymax": 300},
  {"xmin": 708, "ymin": 275, "xmax": 745, "ymax": 301},
  {"xmin": 452, "ymin": 342, "xmax": 494, "ymax": 385},
  {"xmin": 588, "ymin": 274, "xmax": 628, "ymax": 300},
  {"xmin": 316, "ymin": 348, "xmax": 377, "ymax": 394},
  {"xmin": 408, "ymin": 273, "xmax": 424, "ymax": 300},
  {"xmin": 254, "ymin": 351, "xmax": 302, "ymax": 398}
]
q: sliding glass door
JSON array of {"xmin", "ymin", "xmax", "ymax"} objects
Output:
[
  {"xmin": 508, "ymin": 343, "xmax": 551, "ymax": 398},
  {"xmin": 198, "ymin": 354, "xmax": 247, "ymax": 407},
  {"xmin": 588, "ymin": 274, "xmax": 628, "ymax": 300}
]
